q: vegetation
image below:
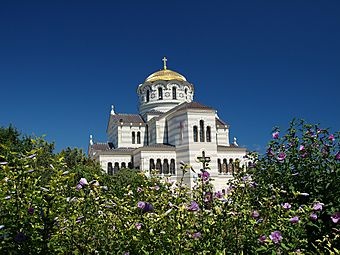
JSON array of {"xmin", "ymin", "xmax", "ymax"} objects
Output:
[{"xmin": 0, "ymin": 121, "xmax": 339, "ymax": 254}]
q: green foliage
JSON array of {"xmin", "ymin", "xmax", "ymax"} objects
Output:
[{"xmin": 0, "ymin": 122, "xmax": 339, "ymax": 254}]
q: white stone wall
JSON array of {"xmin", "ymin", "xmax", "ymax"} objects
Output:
[
  {"xmin": 98, "ymin": 154, "xmax": 132, "ymax": 173},
  {"xmin": 116, "ymin": 125, "xmax": 146, "ymax": 148},
  {"xmin": 216, "ymin": 127, "xmax": 230, "ymax": 146}
]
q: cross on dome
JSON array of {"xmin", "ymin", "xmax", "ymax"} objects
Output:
[{"xmin": 162, "ymin": 56, "xmax": 167, "ymax": 70}]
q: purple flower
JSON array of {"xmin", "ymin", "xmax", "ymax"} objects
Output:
[
  {"xmin": 277, "ymin": 152, "xmax": 286, "ymax": 161},
  {"xmin": 192, "ymin": 232, "xmax": 201, "ymax": 239},
  {"xmin": 143, "ymin": 202, "xmax": 154, "ymax": 213},
  {"xmin": 76, "ymin": 184, "xmax": 82, "ymax": 191},
  {"xmin": 137, "ymin": 201, "xmax": 146, "ymax": 209},
  {"xmin": 28, "ymin": 207, "xmax": 34, "ymax": 215},
  {"xmin": 310, "ymin": 213, "xmax": 318, "ymax": 221},
  {"xmin": 299, "ymin": 145, "xmax": 305, "ymax": 151},
  {"xmin": 258, "ymin": 235, "xmax": 266, "ymax": 243},
  {"xmin": 215, "ymin": 191, "xmax": 223, "ymax": 199},
  {"xmin": 266, "ymin": 148, "xmax": 274, "ymax": 157},
  {"xmin": 250, "ymin": 182, "xmax": 258, "ymax": 188},
  {"xmin": 135, "ymin": 223, "xmax": 142, "ymax": 230},
  {"xmin": 252, "ymin": 210, "xmax": 260, "ymax": 219},
  {"xmin": 269, "ymin": 231, "xmax": 282, "ymax": 244},
  {"xmin": 328, "ymin": 134, "xmax": 335, "ymax": 141},
  {"xmin": 282, "ymin": 203, "xmax": 291, "ymax": 210},
  {"xmin": 188, "ymin": 201, "xmax": 200, "ymax": 212},
  {"xmin": 201, "ymin": 171, "xmax": 210, "ymax": 181},
  {"xmin": 0, "ymin": 162, "xmax": 8, "ymax": 165},
  {"xmin": 28, "ymin": 154, "xmax": 36, "ymax": 159},
  {"xmin": 336, "ymin": 151, "xmax": 340, "ymax": 161},
  {"xmin": 154, "ymin": 185, "xmax": 160, "ymax": 190},
  {"xmin": 313, "ymin": 202, "xmax": 323, "ymax": 211},
  {"xmin": 289, "ymin": 216, "xmax": 299, "ymax": 224},
  {"xmin": 272, "ymin": 132, "xmax": 279, "ymax": 139},
  {"xmin": 331, "ymin": 212, "xmax": 340, "ymax": 224},
  {"xmin": 301, "ymin": 152, "xmax": 307, "ymax": 158},
  {"xmin": 79, "ymin": 178, "xmax": 88, "ymax": 186},
  {"xmin": 137, "ymin": 187, "xmax": 142, "ymax": 193}
]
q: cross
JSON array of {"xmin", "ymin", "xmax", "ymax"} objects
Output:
[
  {"xmin": 197, "ymin": 151, "xmax": 211, "ymax": 170},
  {"xmin": 162, "ymin": 56, "xmax": 167, "ymax": 70}
]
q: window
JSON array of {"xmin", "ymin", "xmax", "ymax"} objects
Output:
[
  {"xmin": 193, "ymin": 126, "xmax": 198, "ymax": 142},
  {"xmin": 146, "ymin": 90, "xmax": 150, "ymax": 102},
  {"xmin": 137, "ymin": 131, "xmax": 141, "ymax": 144},
  {"xmin": 149, "ymin": 159, "xmax": 155, "ymax": 171},
  {"xmin": 132, "ymin": 132, "xmax": 136, "ymax": 144},
  {"xmin": 172, "ymin": 87, "xmax": 177, "ymax": 99},
  {"xmin": 223, "ymin": 159, "xmax": 228, "ymax": 174},
  {"xmin": 121, "ymin": 162, "xmax": 126, "ymax": 169},
  {"xmin": 108, "ymin": 162, "xmax": 113, "ymax": 175},
  {"xmin": 199, "ymin": 120, "xmax": 205, "ymax": 142},
  {"xmin": 228, "ymin": 159, "xmax": 234, "ymax": 175},
  {"xmin": 185, "ymin": 88, "xmax": 188, "ymax": 94},
  {"xmin": 170, "ymin": 159, "xmax": 175, "ymax": 174},
  {"xmin": 156, "ymin": 159, "xmax": 162, "ymax": 174},
  {"xmin": 114, "ymin": 162, "xmax": 120, "ymax": 174},
  {"xmin": 217, "ymin": 159, "xmax": 222, "ymax": 174},
  {"xmin": 163, "ymin": 159, "xmax": 169, "ymax": 174},
  {"xmin": 206, "ymin": 126, "xmax": 211, "ymax": 142},
  {"xmin": 158, "ymin": 87, "xmax": 163, "ymax": 100}
]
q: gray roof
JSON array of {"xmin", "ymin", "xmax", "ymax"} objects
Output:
[
  {"xmin": 217, "ymin": 145, "xmax": 247, "ymax": 151},
  {"xmin": 111, "ymin": 114, "xmax": 145, "ymax": 124},
  {"xmin": 216, "ymin": 118, "xmax": 228, "ymax": 127}
]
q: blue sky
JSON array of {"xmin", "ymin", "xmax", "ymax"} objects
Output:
[{"xmin": 0, "ymin": 0, "xmax": 339, "ymax": 153}]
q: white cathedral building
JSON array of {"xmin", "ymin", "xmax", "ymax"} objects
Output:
[{"xmin": 88, "ymin": 58, "xmax": 248, "ymax": 190}]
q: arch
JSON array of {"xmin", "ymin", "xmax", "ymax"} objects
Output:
[
  {"xmin": 199, "ymin": 120, "xmax": 205, "ymax": 142},
  {"xmin": 185, "ymin": 88, "xmax": 188, "ymax": 94},
  {"xmin": 121, "ymin": 162, "xmax": 126, "ymax": 169},
  {"xmin": 228, "ymin": 159, "xmax": 234, "ymax": 175},
  {"xmin": 137, "ymin": 131, "xmax": 141, "ymax": 144},
  {"xmin": 128, "ymin": 162, "xmax": 133, "ymax": 169},
  {"xmin": 114, "ymin": 162, "xmax": 120, "ymax": 174},
  {"xmin": 132, "ymin": 132, "xmax": 136, "ymax": 144},
  {"xmin": 217, "ymin": 159, "xmax": 222, "ymax": 174},
  {"xmin": 158, "ymin": 87, "xmax": 163, "ymax": 100},
  {"xmin": 108, "ymin": 162, "xmax": 113, "ymax": 175},
  {"xmin": 149, "ymin": 159, "xmax": 155, "ymax": 171},
  {"xmin": 156, "ymin": 159, "xmax": 162, "ymax": 174},
  {"xmin": 206, "ymin": 126, "xmax": 211, "ymax": 142},
  {"xmin": 146, "ymin": 90, "xmax": 150, "ymax": 102},
  {"xmin": 193, "ymin": 126, "xmax": 198, "ymax": 142},
  {"xmin": 172, "ymin": 87, "xmax": 177, "ymax": 99},
  {"xmin": 223, "ymin": 159, "xmax": 228, "ymax": 174},
  {"xmin": 234, "ymin": 158, "xmax": 240, "ymax": 174},
  {"xmin": 163, "ymin": 159, "xmax": 169, "ymax": 174},
  {"xmin": 170, "ymin": 159, "xmax": 175, "ymax": 175}
]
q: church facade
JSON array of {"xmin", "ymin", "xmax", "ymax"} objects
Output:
[{"xmin": 88, "ymin": 58, "xmax": 247, "ymax": 190}]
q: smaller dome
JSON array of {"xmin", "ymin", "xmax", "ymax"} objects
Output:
[{"xmin": 145, "ymin": 69, "xmax": 187, "ymax": 83}]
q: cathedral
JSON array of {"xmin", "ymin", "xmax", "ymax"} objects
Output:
[{"xmin": 88, "ymin": 58, "xmax": 247, "ymax": 190}]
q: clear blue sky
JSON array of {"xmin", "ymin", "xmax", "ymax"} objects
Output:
[{"xmin": 1, "ymin": 0, "xmax": 339, "ymax": 153}]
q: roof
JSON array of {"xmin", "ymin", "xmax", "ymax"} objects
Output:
[
  {"xmin": 111, "ymin": 114, "xmax": 145, "ymax": 124},
  {"xmin": 217, "ymin": 145, "xmax": 247, "ymax": 151},
  {"xmin": 216, "ymin": 118, "xmax": 228, "ymax": 127},
  {"xmin": 156, "ymin": 101, "xmax": 214, "ymax": 121}
]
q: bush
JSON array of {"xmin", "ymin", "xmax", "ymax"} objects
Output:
[{"xmin": 0, "ymin": 121, "xmax": 339, "ymax": 254}]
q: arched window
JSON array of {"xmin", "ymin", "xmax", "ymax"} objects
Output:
[
  {"xmin": 137, "ymin": 131, "xmax": 141, "ymax": 144},
  {"xmin": 128, "ymin": 162, "xmax": 133, "ymax": 169},
  {"xmin": 199, "ymin": 120, "xmax": 205, "ymax": 142},
  {"xmin": 163, "ymin": 159, "xmax": 169, "ymax": 174},
  {"xmin": 114, "ymin": 162, "xmax": 120, "ymax": 174},
  {"xmin": 108, "ymin": 162, "xmax": 113, "ymax": 175},
  {"xmin": 156, "ymin": 159, "xmax": 162, "ymax": 174},
  {"xmin": 185, "ymin": 88, "xmax": 188, "ymax": 94},
  {"xmin": 149, "ymin": 159, "xmax": 155, "ymax": 171},
  {"xmin": 193, "ymin": 126, "xmax": 198, "ymax": 142},
  {"xmin": 217, "ymin": 159, "xmax": 222, "ymax": 174},
  {"xmin": 121, "ymin": 162, "xmax": 126, "ymax": 169},
  {"xmin": 234, "ymin": 159, "xmax": 240, "ymax": 175},
  {"xmin": 132, "ymin": 132, "xmax": 135, "ymax": 144},
  {"xmin": 146, "ymin": 90, "xmax": 150, "ymax": 102},
  {"xmin": 206, "ymin": 126, "xmax": 211, "ymax": 142},
  {"xmin": 172, "ymin": 87, "xmax": 177, "ymax": 99},
  {"xmin": 158, "ymin": 87, "xmax": 163, "ymax": 100},
  {"xmin": 170, "ymin": 159, "xmax": 175, "ymax": 175},
  {"xmin": 223, "ymin": 159, "xmax": 228, "ymax": 174},
  {"xmin": 228, "ymin": 159, "xmax": 234, "ymax": 175}
]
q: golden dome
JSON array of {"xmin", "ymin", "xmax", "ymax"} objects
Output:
[{"xmin": 145, "ymin": 56, "xmax": 187, "ymax": 82}]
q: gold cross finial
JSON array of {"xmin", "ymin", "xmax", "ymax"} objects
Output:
[{"xmin": 162, "ymin": 56, "xmax": 167, "ymax": 70}]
